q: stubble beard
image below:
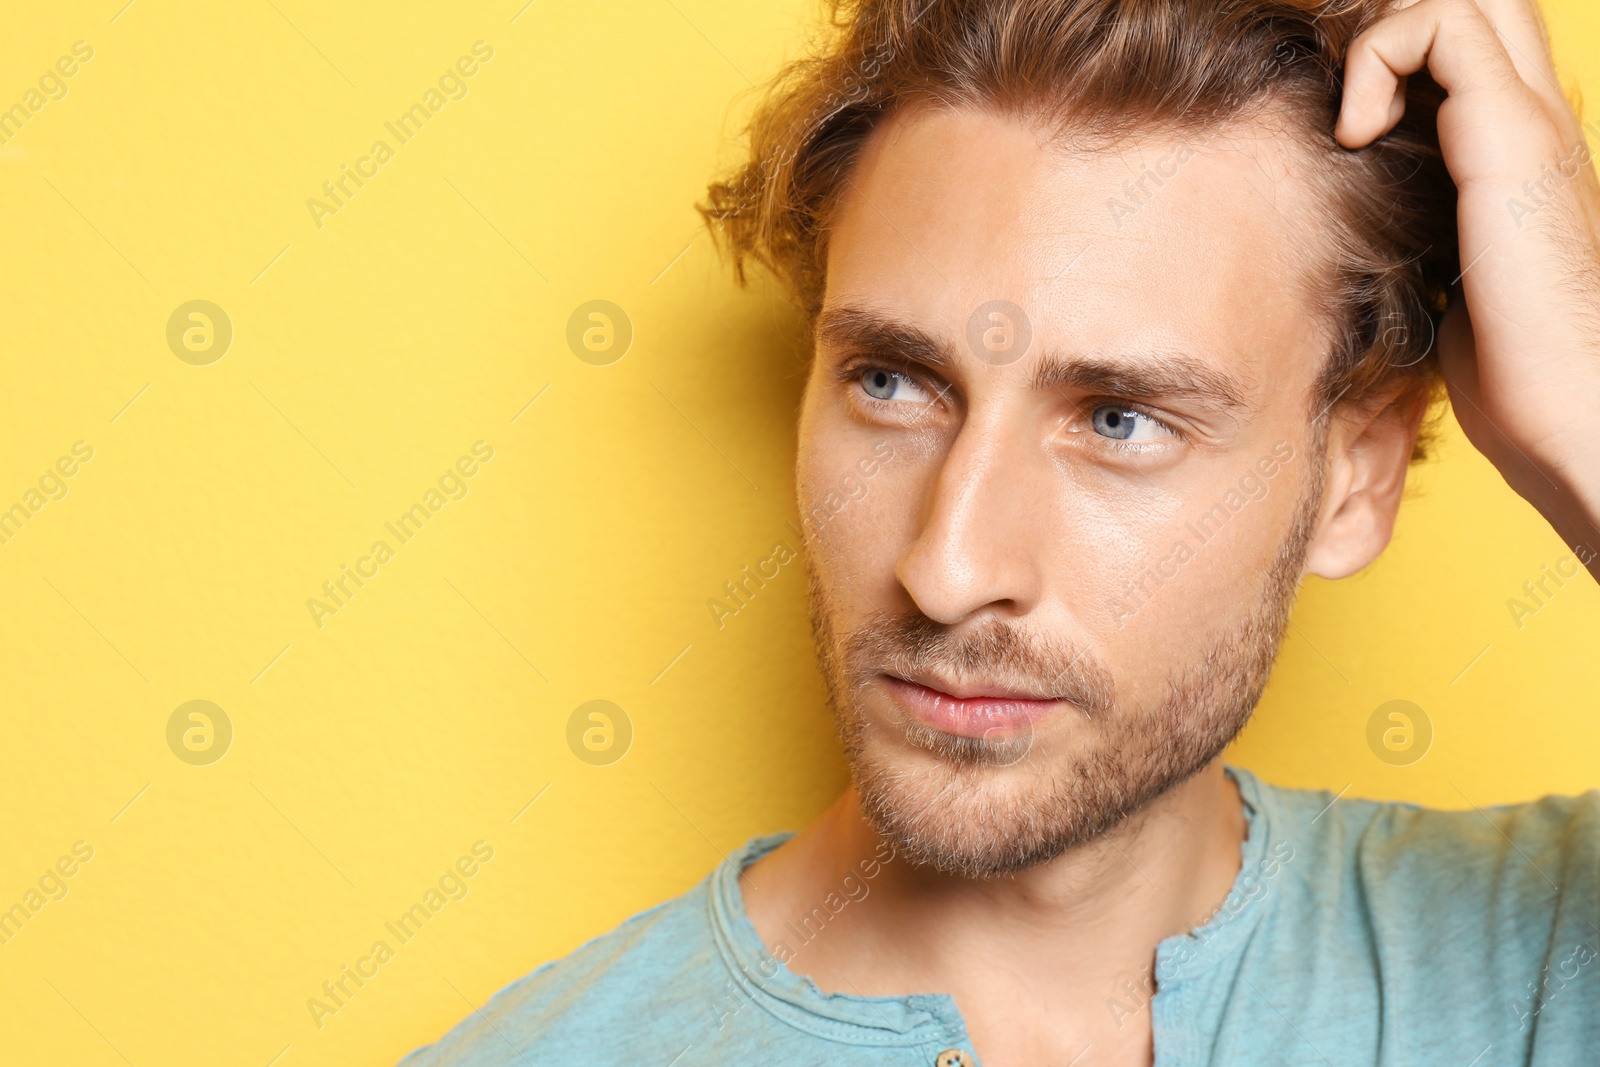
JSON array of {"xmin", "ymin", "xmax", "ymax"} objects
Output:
[{"xmin": 805, "ymin": 444, "xmax": 1327, "ymax": 880}]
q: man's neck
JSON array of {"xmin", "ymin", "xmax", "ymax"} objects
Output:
[{"xmin": 740, "ymin": 759, "xmax": 1247, "ymax": 1067}]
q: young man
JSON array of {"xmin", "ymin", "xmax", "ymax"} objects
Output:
[{"xmin": 403, "ymin": 0, "xmax": 1600, "ymax": 1063}]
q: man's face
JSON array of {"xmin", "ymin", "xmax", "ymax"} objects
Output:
[{"xmin": 798, "ymin": 104, "xmax": 1337, "ymax": 877}]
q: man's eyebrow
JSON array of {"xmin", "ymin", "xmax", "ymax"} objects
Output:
[
  {"xmin": 1029, "ymin": 352, "xmax": 1254, "ymax": 413},
  {"xmin": 814, "ymin": 304, "xmax": 957, "ymax": 370},
  {"xmin": 815, "ymin": 303, "xmax": 1253, "ymax": 413}
]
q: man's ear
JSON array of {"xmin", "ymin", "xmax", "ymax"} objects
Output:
[{"xmin": 1303, "ymin": 387, "xmax": 1427, "ymax": 580}]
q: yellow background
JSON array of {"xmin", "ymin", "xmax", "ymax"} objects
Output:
[{"xmin": 1, "ymin": 1, "xmax": 1597, "ymax": 1063}]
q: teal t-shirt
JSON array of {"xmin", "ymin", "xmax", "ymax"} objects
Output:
[{"xmin": 398, "ymin": 765, "xmax": 1600, "ymax": 1065}]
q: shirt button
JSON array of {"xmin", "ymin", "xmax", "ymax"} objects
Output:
[{"xmin": 935, "ymin": 1051, "xmax": 975, "ymax": 1067}]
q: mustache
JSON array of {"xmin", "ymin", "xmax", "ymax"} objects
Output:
[{"xmin": 841, "ymin": 609, "xmax": 1117, "ymax": 719}]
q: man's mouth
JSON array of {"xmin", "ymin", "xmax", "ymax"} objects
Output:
[{"xmin": 880, "ymin": 673, "xmax": 1063, "ymax": 739}]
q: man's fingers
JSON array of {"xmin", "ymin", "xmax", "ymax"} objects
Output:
[
  {"xmin": 1336, "ymin": 0, "xmax": 1528, "ymax": 148},
  {"xmin": 1466, "ymin": 0, "xmax": 1566, "ymax": 109}
]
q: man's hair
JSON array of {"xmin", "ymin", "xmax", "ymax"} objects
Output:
[{"xmin": 697, "ymin": 0, "xmax": 1459, "ymax": 457}]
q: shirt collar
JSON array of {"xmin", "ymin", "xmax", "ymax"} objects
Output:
[
  {"xmin": 703, "ymin": 762, "xmax": 1276, "ymax": 1035},
  {"xmin": 707, "ymin": 832, "xmax": 969, "ymax": 1045}
]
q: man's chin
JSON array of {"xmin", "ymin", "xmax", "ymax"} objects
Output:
[{"xmin": 846, "ymin": 728, "xmax": 1131, "ymax": 879}]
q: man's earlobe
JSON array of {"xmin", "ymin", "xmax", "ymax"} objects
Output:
[{"xmin": 1303, "ymin": 392, "xmax": 1427, "ymax": 580}]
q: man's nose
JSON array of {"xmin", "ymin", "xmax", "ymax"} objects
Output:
[{"xmin": 894, "ymin": 416, "xmax": 1047, "ymax": 626}]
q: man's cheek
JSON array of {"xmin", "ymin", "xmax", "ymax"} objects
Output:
[
  {"xmin": 804, "ymin": 465, "xmax": 905, "ymax": 588},
  {"xmin": 1069, "ymin": 494, "xmax": 1189, "ymax": 631}
]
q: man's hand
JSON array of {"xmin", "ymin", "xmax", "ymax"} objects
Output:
[{"xmin": 1337, "ymin": 0, "xmax": 1600, "ymax": 579}]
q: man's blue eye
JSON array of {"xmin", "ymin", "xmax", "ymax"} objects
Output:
[
  {"xmin": 855, "ymin": 367, "xmax": 933, "ymax": 406},
  {"xmin": 1091, "ymin": 405, "xmax": 1165, "ymax": 441},
  {"xmin": 863, "ymin": 369, "xmax": 901, "ymax": 400}
]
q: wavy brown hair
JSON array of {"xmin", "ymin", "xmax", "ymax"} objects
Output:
[{"xmin": 697, "ymin": 0, "xmax": 1459, "ymax": 457}]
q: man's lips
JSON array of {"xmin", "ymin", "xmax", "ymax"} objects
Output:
[{"xmin": 880, "ymin": 674, "xmax": 1063, "ymax": 739}]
